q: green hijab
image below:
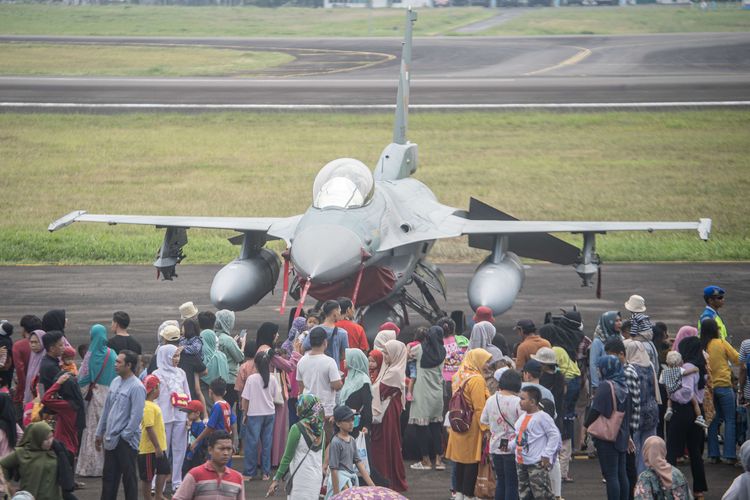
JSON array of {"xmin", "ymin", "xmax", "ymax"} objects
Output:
[
  {"xmin": 340, "ymin": 348, "xmax": 371, "ymax": 404},
  {"xmin": 200, "ymin": 329, "xmax": 229, "ymax": 384},
  {"xmin": 295, "ymin": 394, "xmax": 325, "ymax": 452},
  {"xmin": 10, "ymin": 421, "xmax": 60, "ymax": 500}
]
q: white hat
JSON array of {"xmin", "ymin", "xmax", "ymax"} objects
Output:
[
  {"xmin": 179, "ymin": 301, "xmax": 199, "ymax": 320},
  {"xmin": 531, "ymin": 347, "xmax": 557, "ymax": 366},
  {"xmin": 624, "ymin": 294, "xmax": 646, "ymax": 313},
  {"xmin": 160, "ymin": 324, "xmax": 181, "ymax": 342}
]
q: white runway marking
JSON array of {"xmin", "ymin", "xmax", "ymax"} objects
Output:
[{"xmin": 1, "ymin": 101, "xmax": 749, "ymax": 110}]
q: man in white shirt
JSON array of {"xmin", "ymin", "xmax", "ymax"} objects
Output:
[
  {"xmin": 515, "ymin": 385, "xmax": 560, "ymax": 500},
  {"xmin": 296, "ymin": 327, "xmax": 343, "ymax": 443}
]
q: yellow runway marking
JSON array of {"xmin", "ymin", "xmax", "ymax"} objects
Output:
[{"xmin": 524, "ymin": 46, "xmax": 592, "ymax": 76}]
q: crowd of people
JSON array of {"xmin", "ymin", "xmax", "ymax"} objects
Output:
[{"xmin": 0, "ymin": 284, "xmax": 746, "ymax": 500}]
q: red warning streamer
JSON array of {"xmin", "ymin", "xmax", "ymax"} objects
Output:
[
  {"xmin": 280, "ymin": 250, "xmax": 291, "ymax": 315},
  {"xmin": 294, "ymin": 279, "xmax": 312, "ymax": 319}
]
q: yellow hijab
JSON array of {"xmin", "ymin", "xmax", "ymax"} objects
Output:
[{"xmin": 452, "ymin": 348, "xmax": 492, "ymax": 393}]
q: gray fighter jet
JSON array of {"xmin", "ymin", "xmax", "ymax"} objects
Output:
[{"xmin": 49, "ymin": 10, "xmax": 711, "ymax": 334}]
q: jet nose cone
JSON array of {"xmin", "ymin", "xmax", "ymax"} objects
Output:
[{"xmin": 291, "ymin": 224, "xmax": 362, "ymax": 284}]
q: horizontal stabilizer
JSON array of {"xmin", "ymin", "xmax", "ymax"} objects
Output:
[{"xmin": 466, "ymin": 198, "xmax": 580, "ymax": 265}]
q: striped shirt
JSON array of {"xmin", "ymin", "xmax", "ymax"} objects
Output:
[
  {"xmin": 630, "ymin": 313, "xmax": 653, "ymax": 339},
  {"xmin": 624, "ymin": 364, "xmax": 641, "ymax": 436},
  {"xmin": 172, "ymin": 462, "xmax": 244, "ymax": 500}
]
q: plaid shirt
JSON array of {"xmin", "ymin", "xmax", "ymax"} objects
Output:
[
  {"xmin": 659, "ymin": 366, "xmax": 682, "ymax": 396},
  {"xmin": 624, "ymin": 364, "xmax": 640, "ymax": 436}
]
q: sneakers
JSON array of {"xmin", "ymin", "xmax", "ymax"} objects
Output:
[
  {"xmin": 664, "ymin": 408, "xmax": 673, "ymax": 421},
  {"xmin": 694, "ymin": 415, "xmax": 708, "ymax": 429}
]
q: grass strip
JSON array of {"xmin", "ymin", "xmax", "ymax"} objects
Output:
[
  {"xmin": 0, "ymin": 43, "xmax": 294, "ymax": 77},
  {"xmin": 0, "ymin": 110, "xmax": 747, "ymax": 264}
]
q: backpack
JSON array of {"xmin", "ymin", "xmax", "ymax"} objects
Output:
[{"xmin": 448, "ymin": 378, "xmax": 475, "ymax": 433}]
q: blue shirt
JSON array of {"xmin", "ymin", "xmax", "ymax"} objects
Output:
[
  {"xmin": 207, "ymin": 400, "xmax": 236, "ymax": 433},
  {"xmin": 96, "ymin": 374, "xmax": 146, "ymax": 451},
  {"xmin": 186, "ymin": 421, "xmax": 207, "ymax": 460},
  {"xmin": 302, "ymin": 325, "xmax": 349, "ymax": 366},
  {"xmin": 589, "ymin": 337, "xmax": 605, "ymax": 390}
]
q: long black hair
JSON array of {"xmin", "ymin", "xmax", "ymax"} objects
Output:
[
  {"xmin": 679, "ymin": 336, "xmax": 707, "ymax": 390},
  {"xmin": 254, "ymin": 350, "xmax": 274, "ymax": 389},
  {"xmin": 699, "ymin": 318, "xmax": 720, "ymax": 352},
  {"xmin": 183, "ymin": 318, "xmax": 201, "ymax": 340}
]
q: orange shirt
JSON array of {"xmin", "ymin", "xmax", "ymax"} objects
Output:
[
  {"xmin": 515, "ymin": 336, "xmax": 551, "ymax": 370},
  {"xmin": 336, "ymin": 320, "xmax": 370, "ymax": 352}
]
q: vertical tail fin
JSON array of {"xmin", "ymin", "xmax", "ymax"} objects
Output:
[
  {"xmin": 393, "ymin": 8, "xmax": 417, "ymax": 145},
  {"xmin": 375, "ymin": 8, "xmax": 419, "ymax": 182}
]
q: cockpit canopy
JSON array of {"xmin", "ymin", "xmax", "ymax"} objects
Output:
[{"xmin": 312, "ymin": 158, "xmax": 374, "ymax": 209}]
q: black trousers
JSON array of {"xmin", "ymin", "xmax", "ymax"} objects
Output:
[
  {"xmin": 625, "ymin": 451, "xmax": 636, "ymax": 500},
  {"xmin": 455, "ymin": 462, "xmax": 479, "ymax": 497},
  {"xmin": 416, "ymin": 422, "xmax": 443, "ymax": 460},
  {"xmin": 666, "ymin": 401, "xmax": 707, "ymax": 493},
  {"xmin": 101, "ymin": 439, "xmax": 138, "ymax": 500}
]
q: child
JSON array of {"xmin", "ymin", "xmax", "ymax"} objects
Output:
[
  {"xmin": 406, "ymin": 327, "xmax": 427, "ymax": 402},
  {"xmin": 190, "ymin": 377, "xmax": 235, "ymax": 466},
  {"xmin": 481, "ymin": 369, "xmax": 523, "ymax": 500},
  {"xmin": 514, "ymin": 386, "xmax": 560, "ymax": 500},
  {"xmin": 368, "ymin": 350, "xmax": 383, "ymax": 384},
  {"xmin": 240, "ymin": 350, "xmax": 280, "ymax": 480},
  {"xmin": 661, "ymin": 350, "xmax": 708, "ymax": 429},
  {"xmin": 182, "ymin": 399, "xmax": 207, "ymax": 476},
  {"xmin": 139, "ymin": 375, "xmax": 170, "ymax": 500},
  {"xmin": 60, "ymin": 347, "xmax": 78, "ymax": 376},
  {"xmin": 326, "ymin": 405, "xmax": 375, "ymax": 497}
]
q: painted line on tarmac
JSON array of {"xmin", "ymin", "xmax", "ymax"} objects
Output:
[
  {"xmin": 524, "ymin": 46, "xmax": 592, "ymax": 76},
  {"xmin": 1, "ymin": 101, "xmax": 750, "ymax": 110}
]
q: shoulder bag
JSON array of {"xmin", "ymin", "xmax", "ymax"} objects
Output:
[
  {"xmin": 284, "ymin": 434, "xmax": 313, "ymax": 495},
  {"xmin": 587, "ymin": 382, "xmax": 625, "ymax": 442},
  {"xmin": 84, "ymin": 348, "xmax": 112, "ymax": 402}
]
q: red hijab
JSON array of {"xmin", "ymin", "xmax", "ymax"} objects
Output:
[{"xmin": 369, "ymin": 350, "xmax": 383, "ymax": 383}]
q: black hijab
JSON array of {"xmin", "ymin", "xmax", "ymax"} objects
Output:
[
  {"xmin": 679, "ymin": 336, "xmax": 707, "ymax": 390},
  {"xmin": 0, "ymin": 393, "xmax": 17, "ymax": 447},
  {"xmin": 421, "ymin": 326, "xmax": 447, "ymax": 369},
  {"xmin": 539, "ymin": 310, "xmax": 584, "ymax": 361},
  {"xmin": 55, "ymin": 371, "xmax": 87, "ymax": 432},
  {"xmin": 42, "ymin": 309, "xmax": 66, "ymax": 333},
  {"xmin": 256, "ymin": 322, "xmax": 279, "ymax": 349}
]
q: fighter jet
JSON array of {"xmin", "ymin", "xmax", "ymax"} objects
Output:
[{"xmin": 49, "ymin": 10, "xmax": 711, "ymax": 334}]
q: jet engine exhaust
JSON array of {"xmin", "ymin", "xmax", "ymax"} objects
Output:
[
  {"xmin": 210, "ymin": 248, "xmax": 280, "ymax": 311},
  {"xmin": 467, "ymin": 252, "xmax": 525, "ymax": 316}
]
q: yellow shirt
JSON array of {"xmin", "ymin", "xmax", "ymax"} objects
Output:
[
  {"xmin": 553, "ymin": 347, "xmax": 581, "ymax": 380},
  {"xmin": 140, "ymin": 400, "xmax": 167, "ymax": 455},
  {"xmin": 707, "ymin": 338, "xmax": 739, "ymax": 388}
]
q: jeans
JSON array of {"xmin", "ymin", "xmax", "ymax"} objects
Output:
[
  {"xmin": 595, "ymin": 439, "xmax": 628, "ymax": 500},
  {"xmin": 101, "ymin": 439, "xmax": 138, "ymax": 500},
  {"xmin": 708, "ymin": 386, "xmax": 737, "ymax": 460},
  {"xmin": 492, "ymin": 453, "xmax": 518, "ymax": 500},
  {"xmin": 633, "ymin": 424, "xmax": 656, "ymax": 475},
  {"xmin": 243, "ymin": 413, "xmax": 275, "ymax": 477}
]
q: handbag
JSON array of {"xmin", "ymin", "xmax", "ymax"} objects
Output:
[
  {"xmin": 272, "ymin": 372, "xmax": 285, "ymax": 405},
  {"xmin": 284, "ymin": 443, "xmax": 312, "ymax": 495},
  {"xmin": 171, "ymin": 392, "xmax": 190, "ymax": 410},
  {"xmin": 587, "ymin": 382, "xmax": 625, "ymax": 442},
  {"xmin": 84, "ymin": 348, "xmax": 111, "ymax": 402},
  {"xmin": 474, "ymin": 436, "xmax": 496, "ymax": 499}
]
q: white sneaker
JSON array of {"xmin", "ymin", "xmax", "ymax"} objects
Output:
[
  {"xmin": 664, "ymin": 408, "xmax": 673, "ymax": 421},
  {"xmin": 454, "ymin": 493, "xmax": 464, "ymax": 500}
]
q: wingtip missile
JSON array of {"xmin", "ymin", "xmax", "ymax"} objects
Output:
[
  {"xmin": 698, "ymin": 218, "xmax": 712, "ymax": 241},
  {"xmin": 48, "ymin": 210, "xmax": 87, "ymax": 232}
]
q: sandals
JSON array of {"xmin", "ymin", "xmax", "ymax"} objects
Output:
[{"xmin": 410, "ymin": 462, "xmax": 431, "ymax": 470}]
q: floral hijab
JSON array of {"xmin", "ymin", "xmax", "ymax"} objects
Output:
[{"xmin": 296, "ymin": 394, "xmax": 325, "ymax": 452}]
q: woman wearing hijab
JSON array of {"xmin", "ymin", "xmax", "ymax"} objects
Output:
[
  {"xmin": 340, "ymin": 348, "xmax": 372, "ymax": 440},
  {"xmin": 0, "ymin": 393, "xmax": 18, "ymax": 457},
  {"xmin": 369, "ymin": 350, "xmax": 383, "ymax": 383},
  {"xmin": 590, "ymin": 311, "xmax": 623, "ymax": 392},
  {"xmin": 634, "ymin": 436, "xmax": 691, "ymax": 500},
  {"xmin": 154, "ymin": 344, "xmax": 191, "ymax": 491},
  {"xmin": 256, "ymin": 322, "xmax": 299, "ymax": 468},
  {"xmin": 672, "ymin": 325, "xmax": 698, "ymax": 353},
  {"xmin": 468, "ymin": 321, "xmax": 496, "ymax": 351},
  {"xmin": 76, "ymin": 324, "xmax": 116, "ymax": 476},
  {"xmin": 445, "ymin": 348, "xmax": 492, "ymax": 500},
  {"xmin": 267, "ymin": 394, "xmax": 326, "ymax": 499},
  {"xmin": 584, "ymin": 355, "xmax": 633, "ymax": 500},
  {"xmin": 373, "ymin": 330, "xmax": 397, "ymax": 352},
  {"xmin": 0, "ymin": 421, "xmax": 61, "ymax": 500},
  {"xmin": 200, "ymin": 328, "xmax": 229, "ymax": 407},
  {"xmin": 723, "ymin": 440, "xmax": 750, "ymax": 500},
  {"xmin": 409, "ymin": 326, "xmax": 447, "ymax": 471},
  {"xmin": 281, "ymin": 317, "xmax": 307, "ymax": 355},
  {"xmin": 625, "ymin": 339, "xmax": 661, "ymax": 475},
  {"xmin": 667, "ymin": 336, "xmax": 708, "ymax": 499},
  {"xmin": 371, "ymin": 339, "xmax": 408, "ymax": 492},
  {"xmin": 23, "ymin": 330, "xmax": 46, "ymax": 405}
]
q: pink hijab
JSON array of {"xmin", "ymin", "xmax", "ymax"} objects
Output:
[
  {"xmin": 672, "ymin": 325, "xmax": 698, "ymax": 352},
  {"xmin": 642, "ymin": 436, "xmax": 673, "ymax": 488}
]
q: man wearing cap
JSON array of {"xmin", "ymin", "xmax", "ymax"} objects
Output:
[
  {"xmin": 473, "ymin": 306, "xmax": 509, "ymax": 356},
  {"xmin": 515, "ymin": 320, "xmax": 550, "ymax": 371},
  {"xmin": 700, "ymin": 285, "xmax": 728, "ymax": 340}
]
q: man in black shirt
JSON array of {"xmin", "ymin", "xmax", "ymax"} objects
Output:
[
  {"xmin": 40, "ymin": 330, "xmax": 65, "ymax": 392},
  {"xmin": 108, "ymin": 311, "xmax": 142, "ymax": 355}
]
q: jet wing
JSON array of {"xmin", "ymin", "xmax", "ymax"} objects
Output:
[{"xmin": 48, "ymin": 210, "xmax": 302, "ymax": 243}]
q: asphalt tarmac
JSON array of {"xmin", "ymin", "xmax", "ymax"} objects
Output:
[
  {"xmin": 1, "ymin": 262, "xmax": 747, "ymax": 499},
  {"xmin": 1, "ymin": 32, "xmax": 749, "ymax": 107}
]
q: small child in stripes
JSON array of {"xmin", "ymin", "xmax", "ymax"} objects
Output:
[{"xmin": 660, "ymin": 351, "xmax": 708, "ymax": 429}]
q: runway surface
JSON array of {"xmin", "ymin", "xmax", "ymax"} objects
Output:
[
  {"xmin": 1, "ymin": 32, "xmax": 750, "ymax": 107},
  {"xmin": 1, "ymin": 262, "xmax": 747, "ymax": 499}
]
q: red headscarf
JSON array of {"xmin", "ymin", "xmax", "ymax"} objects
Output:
[{"xmin": 369, "ymin": 350, "xmax": 383, "ymax": 383}]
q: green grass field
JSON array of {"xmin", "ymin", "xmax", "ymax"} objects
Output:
[
  {"xmin": 0, "ymin": 110, "xmax": 746, "ymax": 265},
  {"xmin": 0, "ymin": 4, "xmax": 746, "ymax": 38},
  {"xmin": 0, "ymin": 43, "xmax": 294, "ymax": 77}
]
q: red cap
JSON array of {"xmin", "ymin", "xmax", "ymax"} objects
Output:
[
  {"xmin": 144, "ymin": 374, "xmax": 160, "ymax": 394},
  {"xmin": 473, "ymin": 306, "xmax": 495, "ymax": 323},
  {"xmin": 379, "ymin": 322, "xmax": 401, "ymax": 335},
  {"xmin": 186, "ymin": 399, "xmax": 204, "ymax": 414}
]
